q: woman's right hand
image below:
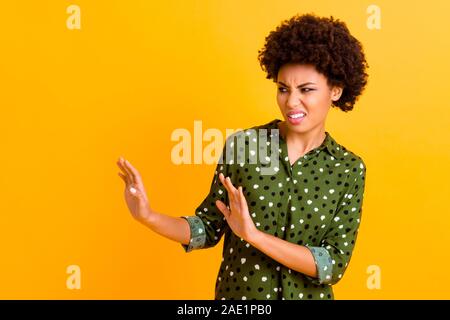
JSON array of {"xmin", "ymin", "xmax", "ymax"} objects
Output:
[{"xmin": 116, "ymin": 157, "xmax": 153, "ymax": 223}]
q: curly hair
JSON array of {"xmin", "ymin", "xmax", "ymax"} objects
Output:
[{"xmin": 257, "ymin": 13, "xmax": 369, "ymax": 112}]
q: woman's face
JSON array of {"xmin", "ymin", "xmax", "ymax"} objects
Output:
[{"xmin": 276, "ymin": 63, "xmax": 342, "ymax": 135}]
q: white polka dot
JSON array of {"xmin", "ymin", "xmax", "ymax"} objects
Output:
[
  {"xmin": 269, "ymin": 202, "xmax": 273, "ymax": 207},
  {"xmin": 218, "ymin": 189, "xmax": 223, "ymax": 194},
  {"xmin": 291, "ymin": 206, "xmax": 296, "ymax": 211},
  {"xmin": 242, "ymin": 296, "xmax": 247, "ymax": 300},
  {"xmin": 259, "ymin": 196, "xmax": 265, "ymax": 200},
  {"xmin": 255, "ymin": 264, "xmax": 260, "ymax": 270},
  {"xmin": 307, "ymin": 200, "xmax": 312, "ymax": 205},
  {"xmin": 243, "ymin": 276, "xmax": 248, "ymax": 282},
  {"xmin": 320, "ymin": 215, "xmax": 325, "ymax": 221},
  {"xmin": 262, "ymin": 276, "xmax": 267, "ymax": 282},
  {"xmin": 290, "ymin": 224, "xmax": 295, "ymax": 229},
  {"xmin": 299, "ymin": 293, "xmax": 304, "ymax": 299},
  {"xmin": 198, "ymin": 229, "xmax": 203, "ymax": 234},
  {"xmin": 304, "ymin": 188, "xmax": 309, "ymax": 193},
  {"xmin": 299, "ymin": 219, "xmax": 304, "ymax": 224},
  {"xmin": 314, "ymin": 207, "xmax": 319, "ymax": 212},
  {"xmin": 241, "ymin": 258, "xmax": 246, "ymax": 264},
  {"xmin": 329, "ymin": 189, "xmax": 335, "ymax": 194},
  {"xmin": 266, "ymin": 294, "xmax": 271, "ymax": 299},
  {"xmin": 230, "ymin": 271, "xmax": 233, "ymax": 276},
  {"xmin": 255, "ymin": 167, "xmax": 260, "ymax": 172},
  {"xmin": 278, "ymin": 182, "xmax": 283, "ymax": 188},
  {"xmin": 253, "ymin": 184, "xmax": 259, "ymax": 189},
  {"xmin": 320, "ymin": 293, "xmax": 324, "ymax": 298},
  {"xmin": 250, "ymin": 150, "xmax": 256, "ymax": 156},
  {"xmin": 230, "ymin": 248, "xmax": 233, "ymax": 254}
]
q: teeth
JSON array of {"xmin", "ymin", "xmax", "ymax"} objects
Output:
[{"xmin": 288, "ymin": 113, "xmax": 306, "ymax": 119}]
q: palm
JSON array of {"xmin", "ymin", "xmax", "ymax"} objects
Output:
[{"xmin": 117, "ymin": 157, "xmax": 151, "ymax": 222}]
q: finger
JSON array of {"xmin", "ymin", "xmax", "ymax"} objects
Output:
[
  {"xmin": 218, "ymin": 173, "xmax": 232, "ymax": 199},
  {"xmin": 120, "ymin": 157, "xmax": 136, "ymax": 184},
  {"xmin": 117, "ymin": 158, "xmax": 133, "ymax": 184},
  {"xmin": 215, "ymin": 200, "xmax": 230, "ymax": 219},
  {"xmin": 219, "ymin": 173, "xmax": 237, "ymax": 202},
  {"xmin": 118, "ymin": 172, "xmax": 128, "ymax": 184},
  {"xmin": 238, "ymin": 186, "xmax": 248, "ymax": 214},
  {"xmin": 225, "ymin": 176, "xmax": 239, "ymax": 201},
  {"xmin": 117, "ymin": 163, "xmax": 131, "ymax": 185},
  {"xmin": 124, "ymin": 159, "xmax": 143, "ymax": 185}
]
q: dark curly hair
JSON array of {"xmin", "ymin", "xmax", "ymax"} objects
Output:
[{"xmin": 257, "ymin": 13, "xmax": 369, "ymax": 112}]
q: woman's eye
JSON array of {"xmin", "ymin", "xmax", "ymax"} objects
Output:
[{"xmin": 278, "ymin": 87, "xmax": 314, "ymax": 93}]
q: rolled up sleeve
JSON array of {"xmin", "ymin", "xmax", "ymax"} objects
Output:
[{"xmin": 305, "ymin": 159, "xmax": 367, "ymax": 285}]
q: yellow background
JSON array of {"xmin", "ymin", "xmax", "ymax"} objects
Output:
[{"xmin": 1, "ymin": 0, "xmax": 449, "ymax": 299}]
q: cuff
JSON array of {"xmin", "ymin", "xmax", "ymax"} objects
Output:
[
  {"xmin": 180, "ymin": 216, "xmax": 206, "ymax": 253},
  {"xmin": 305, "ymin": 246, "xmax": 333, "ymax": 285}
]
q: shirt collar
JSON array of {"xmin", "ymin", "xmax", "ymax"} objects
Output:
[{"xmin": 268, "ymin": 119, "xmax": 342, "ymax": 158}]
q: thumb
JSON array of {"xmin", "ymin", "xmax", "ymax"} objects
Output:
[{"xmin": 215, "ymin": 200, "xmax": 230, "ymax": 219}]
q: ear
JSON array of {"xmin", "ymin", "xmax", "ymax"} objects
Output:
[{"xmin": 331, "ymin": 86, "xmax": 343, "ymax": 102}]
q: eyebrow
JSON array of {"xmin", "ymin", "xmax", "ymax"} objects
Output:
[{"xmin": 277, "ymin": 81, "xmax": 316, "ymax": 87}]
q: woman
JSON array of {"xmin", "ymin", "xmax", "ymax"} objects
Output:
[{"xmin": 117, "ymin": 13, "xmax": 368, "ymax": 300}]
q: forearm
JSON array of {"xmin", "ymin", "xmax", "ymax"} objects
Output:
[
  {"xmin": 141, "ymin": 210, "xmax": 191, "ymax": 246},
  {"xmin": 247, "ymin": 230, "xmax": 318, "ymax": 279}
]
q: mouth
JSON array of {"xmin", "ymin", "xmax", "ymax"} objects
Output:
[{"xmin": 286, "ymin": 110, "xmax": 307, "ymax": 125}]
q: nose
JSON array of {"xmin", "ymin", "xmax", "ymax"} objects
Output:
[{"xmin": 286, "ymin": 91, "xmax": 302, "ymax": 109}]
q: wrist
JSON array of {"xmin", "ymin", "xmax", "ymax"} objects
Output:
[
  {"xmin": 246, "ymin": 228, "xmax": 263, "ymax": 247},
  {"xmin": 139, "ymin": 207, "xmax": 157, "ymax": 227}
]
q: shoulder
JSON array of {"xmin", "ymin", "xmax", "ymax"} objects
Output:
[
  {"xmin": 223, "ymin": 119, "xmax": 279, "ymax": 145},
  {"xmin": 328, "ymin": 134, "xmax": 367, "ymax": 183}
]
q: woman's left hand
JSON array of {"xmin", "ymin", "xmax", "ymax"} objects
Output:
[{"xmin": 215, "ymin": 173, "xmax": 258, "ymax": 242}]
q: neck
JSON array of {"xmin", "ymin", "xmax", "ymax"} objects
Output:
[{"xmin": 279, "ymin": 121, "xmax": 326, "ymax": 154}]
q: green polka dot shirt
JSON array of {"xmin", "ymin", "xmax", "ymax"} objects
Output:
[{"xmin": 180, "ymin": 119, "xmax": 367, "ymax": 300}]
